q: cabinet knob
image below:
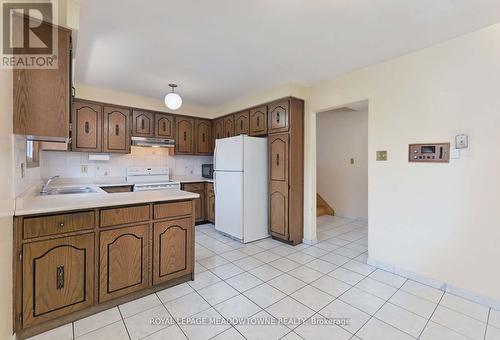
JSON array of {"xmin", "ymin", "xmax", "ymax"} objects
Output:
[
  {"xmin": 115, "ymin": 124, "xmax": 120, "ymax": 136},
  {"xmin": 276, "ymin": 154, "xmax": 280, "ymax": 166},
  {"xmin": 84, "ymin": 121, "xmax": 90, "ymax": 134},
  {"xmin": 276, "ymin": 112, "xmax": 280, "ymax": 124},
  {"xmin": 59, "ymin": 222, "xmax": 65, "ymax": 228}
]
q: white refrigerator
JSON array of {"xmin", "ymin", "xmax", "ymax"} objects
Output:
[{"xmin": 214, "ymin": 135, "xmax": 269, "ymax": 243}]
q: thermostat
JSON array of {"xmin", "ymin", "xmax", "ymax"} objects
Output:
[{"xmin": 409, "ymin": 143, "xmax": 450, "ymax": 163}]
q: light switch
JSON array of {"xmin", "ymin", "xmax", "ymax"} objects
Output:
[{"xmin": 376, "ymin": 151, "xmax": 387, "ymax": 161}]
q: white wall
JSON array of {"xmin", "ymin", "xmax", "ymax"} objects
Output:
[
  {"xmin": 306, "ymin": 22, "xmax": 500, "ymax": 304},
  {"xmin": 14, "ymin": 136, "xmax": 42, "ymax": 196},
  {"xmin": 40, "ymin": 148, "xmax": 211, "ymax": 180},
  {"xmin": 317, "ymin": 109, "xmax": 368, "ymax": 220},
  {"xmin": 0, "ymin": 69, "xmax": 14, "ymax": 339}
]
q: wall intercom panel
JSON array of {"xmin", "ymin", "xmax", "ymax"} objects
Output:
[{"xmin": 409, "ymin": 143, "xmax": 450, "ymax": 163}]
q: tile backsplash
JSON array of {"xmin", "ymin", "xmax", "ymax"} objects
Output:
[
  {"xmin": 14, "ymin": 135, "xmax": 42, "ymax": 196},
  {"xmin": 41, "ymin": 147, "xmax": 212, "ymax": 179}
]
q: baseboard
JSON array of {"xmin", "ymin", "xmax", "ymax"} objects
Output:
[
  {"xmin": 367, "ymin": 256, "xmax": 500, "ymax": 310},
  {"xmin": 302, "ymin": 237, "xmax": 318, "ymax": 245}
]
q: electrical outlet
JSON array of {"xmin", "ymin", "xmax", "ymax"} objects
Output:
[
  {"xmin": 455, "ymin": 134, "xmax": 469, "ymax": 149},
  {"xmin": 81, "ymin": 164, "xmax": 88, "ymax": 173},
  {"xmin": 376, "ymin": 151, "xmax": 388, "ymax": 161}
]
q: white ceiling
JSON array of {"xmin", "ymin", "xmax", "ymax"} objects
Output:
[{"xmin": 76, "ymin": 0, "xmax": 500, "ymax": 108}]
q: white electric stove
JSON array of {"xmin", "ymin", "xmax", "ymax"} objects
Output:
[{"xmin": 126, "ymin": 167, "xmax": 180, "ymax": 191}]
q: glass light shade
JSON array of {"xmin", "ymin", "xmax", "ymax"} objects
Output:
[{"xmin": 164, "ymin": 92, "xmax": 182, "ymax": 110}]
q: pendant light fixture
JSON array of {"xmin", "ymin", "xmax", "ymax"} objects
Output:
[{"xmin": 164, "ymin": 83, "xmax": 182, "ymax": 110}]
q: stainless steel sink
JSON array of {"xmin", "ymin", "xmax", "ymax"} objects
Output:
[{"xmin": 40, "ymin": 186, "xmax": 98, "ymax": 195}]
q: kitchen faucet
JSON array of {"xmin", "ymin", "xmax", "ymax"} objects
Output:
[{"xmin": 40, "ymin": 175, "xmax": 60, "ymax": 194}]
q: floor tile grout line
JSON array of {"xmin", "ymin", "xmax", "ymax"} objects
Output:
[
  {"xmin": 116, "ymin": 304, "xmax": 133, "ymax": 340},
  {"xmin": 154, "ymin": 292, "xmax": 193, "ymax": 340},
  {"xmin": 416, "ymin": 291, "xmax": 444, "ymax": 340},
  {"xmin": 484, "ymin": 308, "xmax": 491, "ymax": 340}
]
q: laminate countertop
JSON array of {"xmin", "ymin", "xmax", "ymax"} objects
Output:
[
  {"xmin": 173, "ymin": 176, "xmax": 214, "ymax": 183},
  {"xmin": 15, "ymin": 183, "xmax": 199, "ymax": 216}
]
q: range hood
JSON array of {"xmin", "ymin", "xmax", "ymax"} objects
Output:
[{"xmin": 131, "ymin": 136, "xmax": 175, "ymax": 148}]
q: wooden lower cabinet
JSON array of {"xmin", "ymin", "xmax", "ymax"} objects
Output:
[
  {"xmin": 153, "ymin": 218, "xmax": 193, "ymax": 285},
  {"xmin": 207, "ymin": 183, "xmax": 215, "ymax": 223},
  {"xmin": 14, "ymin": 199, "xmax": 195, "ymax": 338},
  {"xmin": 99, "ymin": 225, "xmax": 149, "ymax": 302},
  {"xmin": 269, "ymin": 181, "xmax": 288, "ymax": 238},
  {"xmin": 182, "ymin": 183, "xmax": 207, "ymax": 222},
  {"xmin": 22, "ymin": 234, "xmax": 94, "ymax": 328}
]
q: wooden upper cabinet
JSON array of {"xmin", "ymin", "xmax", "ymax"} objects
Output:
[
  {"xmin": 213, "ymin": 118, "xmax": 224, "ymax": 140},
  {"xmin": 132, "ymin": 110, "xmax": 154, "ymax": 137},
  {"xmin": 99, "ymin": 225, "xmax": 149, "ymax": 302},
  {"xmin": 103, "ymin": 106, "xmax": 130, "ymax": 153},
  {"xmin": 153, "ymin": 217, "xmax": 193, "ymax": 285},
  {"xmin": 269, "ymin": 133, "xmax": 289, "ymax": 182},
  {"xmin": 72, "ymin": 101, "xmax": 102, "ymax": 152},
  {"xmin": 195, "ymin": 119, "xmax": 212, "ymax": 155},
  {"xmin": 234, "ymin": 111, "xmax": 249, "ymax": 135},
  {"xmin": 22, "ymin": 234, "xmax": 94, "ymax": 328},
  {"xmin": 223, "ymin": 115, "xmax": 234, "ymax": 138},
  {"xmin": 176, "ymin": 117, "xmax": 194, "ymax": 154},
  {"xmin": 249, "ymin": 106, "xmax": 268, "ymax": 136},
  {"xmin": 268, "ymin": 100, "xmax": 290, "ymax": 134},
  {"xmin": 13, "ymin": 23, "xmax": 71, "ymax": 140},
  {"xmin": 155, "ymin": 113, "xmax": 174, "ymax": 139}
]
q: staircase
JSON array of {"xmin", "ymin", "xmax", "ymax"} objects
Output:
[{"xmin": 317, "ymin": 194, "xmax": 334, "ymax": 217}]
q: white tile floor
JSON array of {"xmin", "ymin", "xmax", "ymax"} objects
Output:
[{"xmin": 27, "ymin": 216, "xmax": 499, "ymax": 340}]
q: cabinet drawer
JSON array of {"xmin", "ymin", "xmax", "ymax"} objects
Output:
[
  {"xmin": 183, "ymin": 182, "xmax": 205, "ymax": 191},
  {"xmin": 154, "ymin": 201, "xmax": 193, "ymax": 220},
  {"xmin": 100, "ymin": 205, "xmax": 150, "ymax": 227},
  {"xmin": 23, "ymin": 211, "xmax": 95, "ymax": 239}
]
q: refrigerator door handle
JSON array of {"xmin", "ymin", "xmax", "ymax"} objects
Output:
[{"xmin": 213, "ymin": 171, "xmax": 216, "ymax": 197}]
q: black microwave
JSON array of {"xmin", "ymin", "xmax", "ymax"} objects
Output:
[{"xmin": 202, "ymin": 164, "xmax": 213, "ymax": 179}]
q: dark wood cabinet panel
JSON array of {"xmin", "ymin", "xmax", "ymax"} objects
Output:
[
  {"xmin": 99, "ymin": 225, "xmax": 149, "ymax": 302},
  {"xmin": 269, "ymin": 133, "xmax": 289, "ymax": 182},
  {"xmin": 22, "ymin": 234, "xmax": 94, "ymax": 328},
  {"xmin": 213, "ymin": 118, "xmax": 224, "ymax": 140},
  {"xmin": 103, "ymin": 106, "xmax": 130, "ymax": 153},
  {"xmin": 132, "ymin": 110, "xmax": 155, "ymax": 137},
  {"xmin": 249, "ymin": 106, "xmax": 267, "ymax": 136},
  {"xmin": 72, "ymin": 101, "xmax": 102, "ymax": 152},
  {"xmin": 195, "ymin": 119, "xmax": 212, "ymax": 155},
  {"xmin": 153, "ymin": 218, "xmax": 193, "ymax": 285},
  {"xmin": 13, "ymin": 24, "xmax": 70, "ymax": 139},
  {"xmin": 207, "ymin": 183, "xmax": 215, "ymax": 223},
  {"xmin": 176, "ymin": 117, "xmax": 195, "ymax": 154},
  {"xmin": 268, "ymin": 100, "xmax": 290, "ymax": 134},
  {"xmin": 269, "ymin": 181, "xmax": 288, "ymax": 238},
  {"xmin": 223, "ymin": 115, "xmax": 234, "ymax": 138},
  {"xmin": 155, "ymin": 114, "xmax": 175, "ymax": 139},
  {"xmin": 234, "ymin": 111, "xmax": 249, "ymax": 135},
  {"xmin": 182, "ymin": 183, "xmax": 206, "ymax": 222},
  {"xmin": 100, "ymin": 205, "xmax": 150, "ymax": 228},
  {"xmin": 154, "ymin": 201, "xmax": 192, "ymax": 220}
]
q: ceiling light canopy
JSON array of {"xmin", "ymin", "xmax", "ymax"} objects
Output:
[{"xmin": 164, "ymin": 84, "xmax": 182, "ymax": 110}]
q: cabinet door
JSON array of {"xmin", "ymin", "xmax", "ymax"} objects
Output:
[
  {"xmin": 234, "ymin": 111, "xmax": 249, "ymax": 135},
  {"xmin": 249, "ymin": 106, "xmax": 268, "ymax": 136},
  {"xmin": 269, "ymin": 134, "xmax": 289, "ymax": 182},
  {"xmin": 153, "ymin": 217, "xmax": 193, "ymax": 285},
  {"xmin": 22, "ymin": 234, "xmax": 94, "ymax": 328},
  {"xmin": 99, "ymin": 225, "xmax": 149, "ymax": 302},
  {"xmin": 155, "ymin": 114, "xmax": 174, "ymax": 139},
  {"xmin": 195, "ymin": 119, "xmax": 212, "ymax": 155},
  {"xmin": 207, "ymin": 184, "xmax": 215, "ymax": 223},
  {"xmin": 176, "ymin": 117, "xmax": 194, "ymax": 154},
  {"xmin": 223, "ymin": 115, "xmax": 234, "ymax": 138},
  {"xmin": 13, "ymin": 25, "xmax": 70, "ymax": 139},
  {"xmin": 269, "ymin": 181, "xmax": 289, "ymax": 238},
  {"xmin": 103, "ymin": 106, "xmax": 130, "ymax": 153},
  {"xmin": 268, "ymin": 100, "xmax": 290, "ymax": 134},
  {"xmin": 72, "ymin": 101, "xmax": 102, "ymax": 152},
  {"xmin": 191, "ymin": 190, "xmax": 205, "ymax": 222},
  {"xmin": 213, "ymin": 118, "xmax": 224, "ymax": 140},
  {"xmin": 132, "ymin": 110, "xmax": 154, "ymax": 137}
]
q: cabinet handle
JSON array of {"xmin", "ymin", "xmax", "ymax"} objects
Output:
[
  {"xmin": 84, "ymin": 121, "xmax": 89, "ymax": 134},
  {"xmin": 276, "ymin": 154, "xmax": 280, "ymax": 166},
  {"xmin": 202, "ymin": 133, "xmax": 205, "ymax": 142},
  {"xmin": 240, "ymin": 120, "xmax": 243, "ymax": 130},
  {"xmin": 163, "ymin": 121, "xmax": 166, "ymax": 132},
  {"xmin": 115, "ymin": 124, "xmax": 119, "ymax": 136},
  {"xmin": 183, "ymin": 131, "xmax": 187, "ymax": 141},
  {"xmin": 141, "ymin": 118, "xmax": 145, "ymax": 130},
  {"xmin": 56, "ymin": 265, "xmax": 65, "ymax": 289},
  {"xmin": 276, "ymin": 112, "xmax": 280, "ymax": 124},
  {"xmin": 256, "ymin": 116, "xmax": 260, "ymax": 126},
  {"xmin": 58, "ymin": 222, "xmax": 65, "ymax": 228}
]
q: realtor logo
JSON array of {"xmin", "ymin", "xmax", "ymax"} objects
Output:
[{"xmin": 1, "ymin": 1, "xmax": 58, "ymax": 69}]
